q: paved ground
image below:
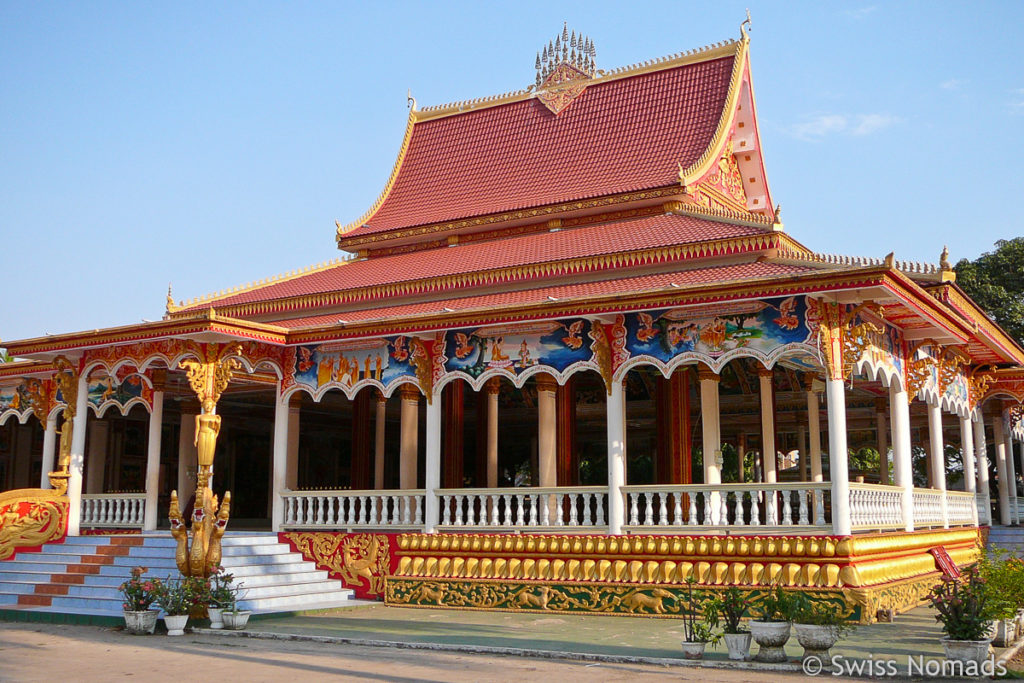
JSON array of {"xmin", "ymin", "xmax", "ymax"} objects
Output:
[
  {"xmin": 0, "ymin": 603, "xmax": 1019, "ymax": 681},
  {"xmin": 0, "ymin": 621, "xmax": 807, "ymax": 682}
]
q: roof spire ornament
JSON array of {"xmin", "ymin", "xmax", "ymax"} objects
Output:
[
  {"xmin": 741, "ymin": 8, "xmax": 752, "ymax": 39},
  {"xmin": 166, "ymin": 283, "xmax": 175, "ymax": 315},
  {"xmin": 533, "ymin": 24, "xmax": 597, "ymax": 113}
]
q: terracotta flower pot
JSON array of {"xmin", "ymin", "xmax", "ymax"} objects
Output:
[
  {"xmin": 123, "ymin": 609, "xmax": 158, "ymax": 635},
  {"xmin": 750, "ymin": 620, "xmax": 791, "ymax": 663}
]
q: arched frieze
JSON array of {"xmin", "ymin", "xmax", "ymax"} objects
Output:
[
  {"xmin": 85, "ymin": 371, "xmax": 154, "ymax": 416},
  {"xmin": 435, "ymin": 359, "xmax": 600, "ymax": 394},
  {"xmin": 282, "ymin": 375, "xmax": 422, "ymax": 403},
  {"xmin": 0, "ymin": 384, "xmax": 36, "ymax": 425},
  {"xmin": 612, "ymin": 342, "xmax": 822, "ymax": 383},
  {"xmin": 90, "ymin": 397, "xmax": 152, "ymax": 418},
  {"xmin": 854, "ymin": 357, "xmax": 903, "ymax": 390},
  {"xmin": 289, "ymin": 336, "xmax": 424, "ymax": 401}
]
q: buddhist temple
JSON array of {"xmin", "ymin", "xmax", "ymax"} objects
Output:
[{"xmin": 3, "ymin": 23, "xmax": 1024, "ymax": 621}]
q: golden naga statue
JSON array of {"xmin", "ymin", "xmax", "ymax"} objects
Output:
[{"xmin": 167, "ymin": 397, "xmax": 231, "ymax": 578}]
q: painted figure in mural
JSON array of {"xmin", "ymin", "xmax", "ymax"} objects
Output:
[
  {"xmin": 561, "ymin": 320, "xmax": 585, "ymax": 349},
  {"xmin": 517, "ymin": 340, "xmax": 533, "ymax": 368},
  {"xmin": 375, "ymin": 354, "xmax": 383, "ymax": 380},
  {"xmin": 297, "ymin": 347, "xmax": 315, "ymax": 373},
  {"xmin": 773, "ymin": 296, "xmax": 800, "ymax": 330},
  {"xmin": 491, "ymin": 336, "xmax": 509, "ymax": 362},
  {"xmin": 392, "ymin": 336, "xmax": 409, "ymax": 363},
  {"xmin": 665, "ymin": 322, "xmax": 698, "ymax": 351},
  {"xmin": 318, "ymin": 357, "xmax": 333, "ymax": 387},
  {"xmin": 454, "ymin": 333, "xmax": 474, "ymax": 359},
  {"xmin": 636, "ymin": 313, "xmax": 659, "ymax": 343},
  {"xmin": 699, "ymin": 318, "xmax": 728, "ymax": 350}
]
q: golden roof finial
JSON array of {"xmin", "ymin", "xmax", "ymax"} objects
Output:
[
  {"xmin": 940, "ymin": 245, "xmax": 956, "ymax": 282},
  {"xmin": 884, "ymin": 252, "xmax": 895, "ymax": 268},
  {"xmin": 741, "ymin": 8, "xmax": 752, "ymax": 39},
  {"xmin": 407, "ymin": 89, "xmax": 417, "ymax": 111},
  {"xmin": 166, "ymin": 283, "xmax": 175, "ymax": 315}
]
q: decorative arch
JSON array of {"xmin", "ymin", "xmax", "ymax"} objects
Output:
[
  {"xmin": 611, "ymin": 342, "xmax": 821, "ymax": 383},
  {"xmin": 854, "ymin": 356, "xmax": 903, "ymax": 391}
]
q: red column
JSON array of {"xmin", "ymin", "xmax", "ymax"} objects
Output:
[
  {"xmin": 656, "ymin": 370, "xmax": 691, "ymax": 484},
  {"xmin": 442, "ymin": 381, "xmax": 464, "ymax": 488},
  {"xmin": 350, "ymin": 390, "xmax": 372, "ymax": 489},
  {"xmin": 556, "ymin": 376, "xmax": 576, "ymax": 486}
]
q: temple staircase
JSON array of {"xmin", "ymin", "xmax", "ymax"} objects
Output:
[
  {"xmin": 0, "ymin": 532, "xmax": 354, "ymax": 619},
  {"xmin": 987, "ymin": 525, "xmax": 1024, "ymax": 556}
]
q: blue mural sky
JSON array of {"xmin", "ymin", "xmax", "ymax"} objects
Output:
[{"xmin": 2, "ymin": 3, "xmax": 1020, "ymax": 344}]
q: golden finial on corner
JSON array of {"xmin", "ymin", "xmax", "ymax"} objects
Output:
[
  {"xmin": 165, "ymin": 283, "xmax": 175, "ymax": 314},
  {"xmin": 741, "ymin": 8, "xmax": 752, "ymax": 39},
  {"xmin": 407, "ymin": 89, "xmax": 417, "ymax": 111},
  {"xmin": 884, "ymin": 252, "xmax": 895, "ymax": 268},
  {"xmin": 939, "ymin": 245, "xmax": 956, "ymax": 282},
  {"xmin": 773, "ymin": 204, "xmax": 782, "ymax": 223}
]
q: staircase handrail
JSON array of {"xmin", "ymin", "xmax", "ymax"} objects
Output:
[{"xmin": 0, "ymin": 487, "xmax": 69, "ymax": 560}]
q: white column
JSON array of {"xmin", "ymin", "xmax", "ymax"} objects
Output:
[
  {"xmin": 286, "ymin": 399, "xmax": 300, "ymax": 490},
  {"xmin": 270, "ymin": 386, "xmax": 289, "ymax": 532},
  {"xmin": 424, "ymin": 395, "xmax": 441, "ymax": 532},
  {"xmin": 994, "ymin": 413, "xmax": 1011, "ymax": 525},
  {"xmin": 399, "ymin": 386, "xmax": 419, "ymax": 489},
  {"xmin": 66, "ymin": 373, "xmax": 89, "ymax": 537},
  {"xmin": 39, "ymin": 415, "xmax": 57, "ymax": 489},
  {"xmin": 1003, "ymin": 411, "xmax": 1019, "ymax": 525},
  {"xmin": 890, "ymin": 382, "xmax": 914, "ymax": 532},
  {"xmin": 374, "ymin": 393, "xmax": 387, "ymax": 489},
  {"xmin": 927, "ymin": 402, "xmax": 949, "ymax": 528},
  {"xmin": 606, "ymin": 380, "xmax": 626, "ymax": 534},
  {"xmin": 960, "ymin": 416, "xmax": 976, "ymax": 494},
  {"xmin": 826, "ymin": 378, "xmax": 851, "ymax": 535},
  {"xmin": 699, "ymin": 369, "xmax": 722, "ymax": 523},
  {"xmin": 177, "ymin": 414, "xmax": 197, "ymax": 501},
  {"xmin": 536, "ymin": 377, "xmax": 557, "ymax": 489},
  {"xmin": 875, "ymin": 399, "xmax": 889, "ymax": 485},
  {"xmin": 758, "ymin": 369, "xmax": 777, "ymax": 484},
  {"xmin": 486, "ymin": 380, "xmax": 499, "ymax": 488},
  {"xmin": 797, "ymin": 427, "xmax": 807, "ymax": 481},
  {"xmin": 143, "ymin": 390, "xmax": 164, "ymax": 531},
  {"xmin": 974, "ymin": 413, "xmax": 992, "ymax": 526}
]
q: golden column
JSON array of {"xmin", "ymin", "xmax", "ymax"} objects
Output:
[{"xmin": 167, "ymin": 343, "xmax": 239, "ymax": 578}]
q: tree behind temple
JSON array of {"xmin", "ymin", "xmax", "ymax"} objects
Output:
[{"xmin": 955, "ymin": 237, "xmax": 1024, "ymax": 345}]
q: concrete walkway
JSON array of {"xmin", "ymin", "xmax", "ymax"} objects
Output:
[{"xmin": 205, "ymin": 602, "xmax": 1005, "ymax": 673}]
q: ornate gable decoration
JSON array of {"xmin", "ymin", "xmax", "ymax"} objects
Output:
[{"xmin": 534, "ymin": 23, "xmax": 596, "ymax": 116}]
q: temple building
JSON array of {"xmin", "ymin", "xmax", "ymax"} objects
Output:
[{"xmin": 3, "ymin": 24, "xmax": 1024, "ymax": 620}]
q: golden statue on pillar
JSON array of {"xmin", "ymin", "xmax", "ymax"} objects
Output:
[
  {"xmin": 168, "ymin": 344, "xmax": 240, "ymax": 578},
  {"xmin": 47, "ymin": 356, "xmax": 79, "ymax": 495}
]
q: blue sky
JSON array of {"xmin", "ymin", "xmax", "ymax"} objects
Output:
[{"xmin": 1, "ymin": 2, "xmax": 1022, "ymax": 344}]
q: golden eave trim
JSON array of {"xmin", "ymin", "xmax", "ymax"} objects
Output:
[
  {"xmin": 5, "ymin": 315, "xmax": 290, "ymax": 357},
  {"xmin": 174, "ymin": 231, "xmax": 787, "ymax": 321},
  {"xmin": 335, "ymin": 106, "xmax": 419, "ymax": 241},
  {"xmin": 0, "ymin": 361, "xmax": 54, "ymax": 381},
  {"xmin": 929, "ymin": 283, "xmax": 1024, "ymax": 365},
  {"xmin": 677, "ymin": 38, "xmax": 749, "ymax": 187}
]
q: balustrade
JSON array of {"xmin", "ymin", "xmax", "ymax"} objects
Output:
[
  {"xmin": 437, "ymin": 487, "xmax": 606, "ymax": 529},
  {"xmin": 945, "ymin": 490, "xmax": 978, "ymax": 527},
  {"xmin": 911, "ymin": 488, "xmax": 945, "ymax": 528},
  {"xmin": 281, "ymin": 489, "xmax": 426, "ymax": 529},
  {"xmin": 80, "ymin": 493, "xmax": 146, "ymax": 528},
  {"xmin": 848, "ymin": 483, "xmax": 904, "ymax": 531}
]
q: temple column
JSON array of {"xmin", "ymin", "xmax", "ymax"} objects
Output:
[
  {"xmin": 143, "ymin": 388, "xmax": 164, "ymax": 530},
  {"xmin": 556, "ymin": 377, "xmax": 576, "ymax": 485},
  {"xmin": 85, "ymin": 420, "xmax": 108, "ymax": 494},
  {"xmin": 442, "ymin": 382, "xmax": 464, "ymax": 489},
  {"xmin": 270, "ymin": 386, "xmax": 290, "ymax": 531},
  {"xmin": 177, "ymin": 413, "xmax": 197, "ymax": 504},
  {"xmin": 758, "ymin": 367, "xmax": 777, "ymax": 523},
  {"xmin": 536, "ymin": 375, "xmax": 558, "ymax": 522},
  {"xmin": 927, "ymin": 401, "xmax": 949, "ymax": 528},
  {"xmin": 656, "ymin": 372, "xmax": 690, "ymax": 484},
  {"xmin": 960, "ymin": 416, "xmax": 976, "ymax": 494},
  {"xmin": 698, "ymin": 368, "xmax": 722, "ymax": 523},
  {"xmin": 399, "ymin": 385, "xmax": 419, "ymax": 489},
  {"xmin": 974, "ymin": 413, "xmax": 992, "ymax": 526},
  {"xmin": 374, "ymin": 392, "xmax": 386, "ymax": 489},
  {"xmin": 826, "ymin": 377, "xmax": 851, "ymax": 535},
  {"xmin": 875, "ymin": 398, "xmax": 889, "ymax": 485},
  {"xmin": 424, "ymin": 393, "xmax": 441, "ymax": 532},
  {"xmin": 890, "ymin": 382, "xmax": 914, "ymax": 531},
  {"xmin": 285, "ymin": 396, "xmax": 300, "ymax": 489},
  {"xmin": 1003, "ymin": 408, "xmax": 1020, "ymax": 524},
  {"xmin": 39, "ymin": 415, "xmax": 57, "ymax": 489},
  {"xmin": 994, "ymin": 412, "xmax": 1012, "ymax": 525},
  {"xmin": 67, "ymin": 372, "xmax": 88, "ymax": 536},
  {"xmin": 485, "ymin": 379, "xmax": 499, "ymax": 488},
  {"xmin": 606, "ymin": 379, "xmax": 626, "ymax": 534},
  {"xmin": 351, "ymin": 390, "xmax": 373, "ymax": 489}
]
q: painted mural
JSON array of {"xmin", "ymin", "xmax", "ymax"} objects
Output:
[
  {"xmin": 856, "ymin": 316, "xmax": 905, "ymax": 380},
  {"xmin": 293, "ymin": 336, "xmax": 418, "ymax": 391},
  {"xmin": 0, "ymin": 384, "xmax": 29, "ymax": 417},
  {"xmin": 442, "ymin": 320, "xmax": 593, "ymax": 379},
  {"xmin": 86, "ymin": 372, "xmax": 153, "ymax": 412},
  {"xmin": 622, "ymin": 295, "xmax": 811, "ymax": 361}
]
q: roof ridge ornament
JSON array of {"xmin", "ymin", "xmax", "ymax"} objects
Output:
[
  {"xmin": 534, "ymin": 23, "xmax": 596, "ymax": 115},
  {"xmin": 741, "ymin": 8, "xmax": 752, "ymax": 40}
]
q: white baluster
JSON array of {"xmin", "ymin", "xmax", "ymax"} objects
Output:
[
  {"xmin": 750, "ymin": 493, "xmax": 761, "ymax": 527},
  {"xmin": 766, "ymin": 492, "xmax": 777, "ymax": 527},
  {"xmin": 672, "ymin": 493, "xmax": 683, "ymax": 526},
  {"xmin": 359, "ymin": 496, "xmax": 368, "ymax": 525},
  {"xmin": 442, "ymin": 496, "xmax": 452, "ymax": 525},
  {"xmin": 414, "ymin": 495, "xmax": 423, "ymax": 525},
  {"xmin": 512, "ymin": 494, "xmax": 522, "ymax": 526},
  {"xmin": 658, "ymin": 493, "xmax": 668, "ymax": 526},
  {"xmin": 782, "ymin": 491, "xmax": 793, "ymax": 525},
  {"xmin": 400, "ymin": 496, "xmax": 410, "ymax": 524},
  {"xmin": 541, "ymin": 494, "xmax": 551, "ymax": 526},
  {"xmin": 369, "ymin": 496, "xmax": 379, "ymax": 525},
  {"xmin": 582, "ymin": 493, "xmax": 592, "ymax": 526},
  {"xmin": 466, "ymin": 495, "xmax": 476, "ymax": 526},
  {"xmin": 734, "ymin": 492, "xmax": 746, "ymax": 526},
  {"xmin": 529, "ymin": 495, "xmax": 539, "ymax": 526},
  {"xmin": 629, "ymin": 493, "xmax": 639, "ymax": 526},
  {"xmin": 720, "ymin": 492, "xmax": 729, "ymax": 526},
  {"xmin": 489, "ymin": 494, "xmax": 499, "ymax": 525},
  {"xmin": 688, "ymin": 494, "xmax": 698, "ymax": 526},
  {"xmin": 643, "ymin": 493, "xmax": 654, "ymax": 526},
  {"xmin": 595, "ymin": 493, "xmax": 605, "ymax": 526},
  {"xmin": 454, "ymin": 495, "xmax": 464, "ymax": 526},
  {"xmin": 569, "ymin": 494, "xmax": 579, "ymax": 526},
  {"xmin": 702, "ymin": 492, "xmax": 712, "ymax": 525},
  {"xmin": 798, "ymin": 488, "xmax": 809, "ymax": 525},
  {"xmin": 314, "ymin": 496, "xmax": 323, "ymax": 525},
  {"xmin": 815, "ymin": 489, "xmax": 826, "ymax": 526}
]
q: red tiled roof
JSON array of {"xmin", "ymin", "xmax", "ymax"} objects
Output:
[
  {"xmin": 185, "ymin": 214, "xmax": 765, "ymax": 310},
  {"xmin": 270, "ymin": 262, "xmax": 815, "ymax": 329},
  {"xmin": 343, "ymin": 54, "xmax": 737, "ymax": 236}
]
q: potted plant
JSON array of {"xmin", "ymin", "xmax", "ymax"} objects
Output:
[
  {"xmin": 978, "ymin": 550, "xmax": 1024, "ymax": 647},
  {"xmin": 929, "ymin": 566, "xmax": 994, "ymax": 667},
  {"xmin": 119, "ymin": 566, "xmax": 162, "ymax": 635},
  {"xmin": 792, "ymin": 598, "xmax": 855, "ymax": 664},
  {"xmin": 206, "ymin": 567, "xmax": 237, "ymax": 630},
  {"xmin": 157, "ymin": 576, "xmax": 204, "ymax": 636},
  {"xmin": 708, "ymin": 586, "xmax": 751, "ymax": 660},
  {"xmin": 220, "ymin": 583, "xmax": 250, "ymax": 630},
  {"xmin": 750, "ymin": 584, "xmax": 796, "ymax": 663},
  {"xmin": 678, "ymin": 579, "xmax": 719, "ymax": 659}
]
